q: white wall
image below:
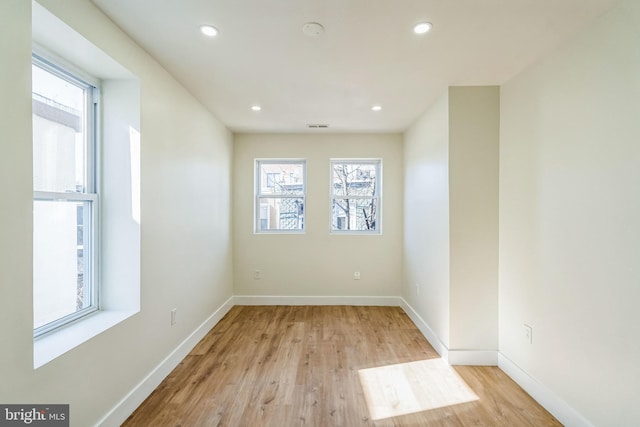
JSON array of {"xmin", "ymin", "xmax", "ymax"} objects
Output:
[
  {"xmin": 448, "ymin": 86, "xmax": 499, "ymax": 352},
  {"xmin": 3, "ymin": 0, "xmax": 635, "ymax": 424},
  {"xmin": 0, "ymin": 1, "xmax": 233, "ymax": 425},
  {"xmin": 403, "ymin": 93, "xmax": 451, "ymax": 346},
  {"xmin": 499, "ymin": 0, "xmax": 640, "ymax": 424},
  {"xmin": 403, "ymin": 87, "xmax": 499, "ymax": 357},
  {"xmin": 233, "ymin": 133, "xmax": 403, "ymax": 298},
  {"xmin": 0, "ymin": 0, "xmax": 34, "ymax": 401}
]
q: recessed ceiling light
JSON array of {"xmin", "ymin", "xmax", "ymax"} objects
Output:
[
  {"xmin": 413, "ymin": 22, "xmax": 432, "ymax": 35},
  {"xmin": 251, "ymin": 105, "xmax": 262, "ymax": 112},
  {"xmin": 200, "ymin": 25, "xmax": 219, "ymax": 37},
  {"xmin": 372, "ymin": 105, "xmax": 382, "ymax": 112}
]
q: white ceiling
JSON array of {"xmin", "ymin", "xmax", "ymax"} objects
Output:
[{"xmin": 91, "ymin": 0, "xmax": 619, "ymax": 133}]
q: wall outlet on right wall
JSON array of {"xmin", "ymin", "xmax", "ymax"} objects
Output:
[{"xmin": 523, "ymin": 324, "xmax": 532, "ymax": 344}]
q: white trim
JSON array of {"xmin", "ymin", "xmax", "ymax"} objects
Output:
[
  {"xmin": 329, "ymin": 159, "xmax": 382, "ymax": 235},
  {"xmin": 33, "ymin": 191, "xmax": 98, "ymax": 202},
  {"xmin": 254, "ymin": 159, "xmax": 306, "ymax": 234},
  {"xmin": 32, "ymin": 53, "xmax": 102, "ymax": 338},
  {"xmin": 399, "ymin": 299, "xmax": 498, "ymax": 366},
  {"xmin": 233, "ymin": 295, "xmax": 401, "ymax": 306},
  {"xmin": 32, "ymin": 43, "xmax": 102, "ymax": 88},
  {"xmin": 448, "ymin": 350, "xmax": 498, "ymax": 366},
  {"xmin": 399, "ymin": 298, "xmax": 449, "ymax": 359},
  {"xmin": 96, "ymin": 297, "xmax": 234, "ymax": 427},
  {"xmin": 100, "ymin": 296, "xmax": 593, "ymax": 427},
  {"xmin": 498, "ymin": 353, "xmax": 594, "ymax": 427}
]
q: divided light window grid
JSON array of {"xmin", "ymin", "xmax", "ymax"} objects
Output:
[
  {"xmin": 32, "ymin": 53, "xmax": 100, "ymax": 337},
  {"xmin": 255, "ymin": 160, "xmax": 306, "ymax": 233},
  {"xmin": 330, "ymin": 159, "xmax": 381, "ymax": 233}
]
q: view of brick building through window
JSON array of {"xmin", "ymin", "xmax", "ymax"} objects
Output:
[{"xmin": 256, "ymin": 161, "xmax": 305, "ymax": 231}]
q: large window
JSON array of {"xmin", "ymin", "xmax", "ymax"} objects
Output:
[
  {"xmin": 255, "ymin": 160, "xmax": 306, "ymax": 233},
  {"xmin": 32, "ymin": 54, "xmax": 99, "ymax": 336},
  {"xmin": 330, "ymin": 159, "xmax": 381, "ymax": 233}
]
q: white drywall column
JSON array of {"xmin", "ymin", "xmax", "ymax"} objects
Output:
[
  {"xmin": 448, "ymin": 86, "xmax": 499, "ymax": 353},
  {"xmin": 404, "ymin": 86, "xmax": 499, "ymax": 358}
]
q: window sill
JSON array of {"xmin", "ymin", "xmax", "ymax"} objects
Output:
[
  {"xmin": 254, "ymin": 231, "xmax": 306, "ymax": 235},
  {"xmin": 330, "ymin": 231, "xmax": 382, "ymax": 235},
  {"xmin": 34, "ymin": 309, "xmax": 138, "ymax": 369}
]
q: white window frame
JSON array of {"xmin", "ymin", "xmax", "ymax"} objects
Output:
[
  {"xmin": 32, "ymin": 52, "xmax": 101, "ymax": 337},
  {"xmin": 330, "ymin": 159, "xmax": 382, "ymax": 235},
  {"xmin": 255, "ymin": 159, "xmax": 306, "ymax": 234}
]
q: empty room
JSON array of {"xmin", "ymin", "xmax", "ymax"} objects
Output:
[{"xmin": 0, "ymin": 0, "xmax": 638, "ymax": 426}]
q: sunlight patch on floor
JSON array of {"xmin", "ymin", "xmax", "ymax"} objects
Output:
[{"xmin": 358, "ymin": 358, "xmax": 479, "ymax": 420}]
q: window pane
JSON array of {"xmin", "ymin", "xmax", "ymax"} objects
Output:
[
  {"xmin": 258, "ymin": 198, "xmax": 304, "ymax": 231},
  {"xmin": 260, "ymin": 163, "xmax": 304, "ymax": 195},
  {"xmin": 32, "ymin": 63, "xmax": 86, "ymax": 193},
  {"xmin": 332, "ymin": 163, "xmax": 377, "ymax": 197},
  {"xmin": 332, "ymin": 198, "xmax": 377, "ymax": 231},
  {"xmin": 33, "ymin": 200, "xmax": 92, "ymax": 329}
]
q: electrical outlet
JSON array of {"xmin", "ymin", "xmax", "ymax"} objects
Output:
[
  {"xmin": 523, "ymin": 324, "xmax": 532, "ymax": 344},
  {"xmin": 171, "ymin": 308, "xmax": 177, "ymax": 326},
  {"xmin": 254, "ymin": 270, "xmax": 261, "ymax": 280},
  {"xmin": 354, "ymin": 271, "xmax": 361, "ymax": 280}
]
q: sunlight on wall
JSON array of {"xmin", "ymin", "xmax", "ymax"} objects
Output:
[
  {"xmin": 129, "ymin": 126, "xmax": 141, "ymax": 224},
  {"xmin": 358, "ymin": 358, "xmax": 478, "ymax": 420}
]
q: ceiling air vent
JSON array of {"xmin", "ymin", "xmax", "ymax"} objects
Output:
[{"xmin": 307, "ymin": 124, "xmax": 329, "ymax": 129}]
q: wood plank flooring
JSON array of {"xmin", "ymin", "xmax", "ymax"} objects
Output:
[{"xmin": 123, "ymin": 306, "xmax": 561, "ymax": 426}]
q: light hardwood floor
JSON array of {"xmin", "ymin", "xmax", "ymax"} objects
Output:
[{"xmin": 123, "ymin": 306, "xmax": 561, "ymax": 426}]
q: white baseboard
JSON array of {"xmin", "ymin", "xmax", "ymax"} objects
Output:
[
  {"xmin": 394, "ymin": 313, "xmax": 587, "ymax": 423},
  {"xmin": 96, "ymin": 296, "xmax": 235, "ymax": 427},
  {"xmin": 102, "ymin": 296, "xmax": 588, "ymax": 427},
  {"xmin": 448, "ymin": 350, "xmax": 498, "ymax": 366},
  {"xmin": 498, "ymin": 353, "xmax": 593, "ymax": 427},
  {"xmin": 233, "ymin": 295, "xmax": 401, "ymax": 306},
  {"xmin": 399, "ymin": 298, "xmax": 449, "ymax": 360},
  {"xmin": 399, "ymin": 299, "xmax": 498, "ymax": 366}
]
